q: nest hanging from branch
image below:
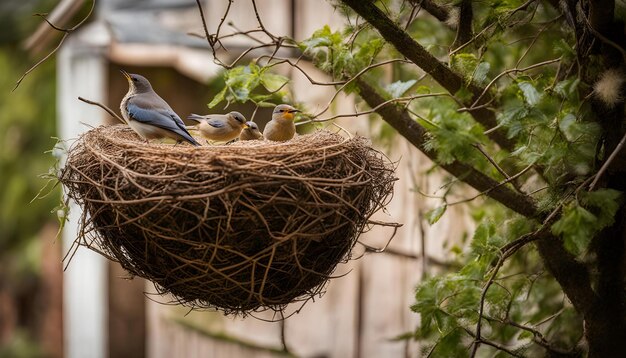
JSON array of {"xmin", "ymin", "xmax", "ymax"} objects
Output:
[{"xmin": 59, "ymin": 125, "xmax": 397, "ymax": 314}]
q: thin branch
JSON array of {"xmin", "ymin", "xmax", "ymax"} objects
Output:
[
  {"xmin": 279, "ymin": 312, "xmax": 291, "ymax": 354},
  {"xmin": 14, "ymin": 0, "xmax": 95, "ymax": 91},
  {"xmin": 504, "ymin": 318, "xmax": 577, "ymax": 355},
  {"xmin": 261, "ymin": 57, "xmax": 347, "ymax": 86},
  {"xmin": 251, "ymin": 0, "xmax": 278, "ymax": 41},
  {"xmin": 589, "ymin": 128, "xmax": 626, "ymax": 191},
  {"xmin": 194, "ymin": 0, "xmax": 213, "ymax": 47},
  {"xmin": 473, "ymin": 144, "xmax": 512, "ymax": 182},
  {"xmin": 471, "ymin": 223, "xmax": 554, "ymax": 357},
  {"xmin": 78, "ymin": 96, "xmax": 126, "ymax": 124},
  {"xmin": 309, "ymin": 59, "xmax": 413, "ymax": 118},
  {"xmin": 33, "ymin": 13, "xmax": 72, "ymax": 32},
  {"xmin": 462, "ymin": 327, "xmax": 525, "ymax": 358},
  {"xmin": 469, "ymin": 58, "xmax": 562, "ymax": 109},
  {"xmin": 298, "ymin": 92, "xmax": 453, "ymax": 126},
  {"xmin": 446, "ymin": 163, "xmax": 533, "ymax": 207}
]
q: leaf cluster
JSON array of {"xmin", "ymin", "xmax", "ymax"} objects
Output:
[{"xmin": 208, "ymin": 63, "xmax": 291, "ymax": 109}]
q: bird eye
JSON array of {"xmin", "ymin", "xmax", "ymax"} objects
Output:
[{"xmin": 132, "ymin": 77, "xmax": 138, "ymax": 82}]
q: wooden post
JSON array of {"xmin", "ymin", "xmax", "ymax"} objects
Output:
[{"xmin": 58, "ymin": 26, "xmax": 109, "ymax": 358}]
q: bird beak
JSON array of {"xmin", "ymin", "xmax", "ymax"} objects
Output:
[
  {"xmin": 282, "ymin": 108, "xmax": 300, "ymax": 120},
  {"xmin": 120, "ymin": 69, "xmax": 131, "ymax": 82},
  {"xmin": 243, "ymin": 123, "xmax": 250, "ymax": 129}
]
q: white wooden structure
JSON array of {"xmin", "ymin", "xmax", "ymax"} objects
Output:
[{"xmin": 51, "ymin": 0, "xmax": 475, "ymax": 357}]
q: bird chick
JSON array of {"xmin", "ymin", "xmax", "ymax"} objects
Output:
[
  {"xmin": 263, "ymin": 104, "xmax": 300, "ymax": 141},
  {"xmin": 120, "ymin": 70, "xmax": 200, "ymax": 146},
  {"xmin": 239, "ymin": 121, "xmax": 263, "ymax": 141},
  {"xmin": 187, "ymin": 111, "xmax": 248, "ymax": 142}
]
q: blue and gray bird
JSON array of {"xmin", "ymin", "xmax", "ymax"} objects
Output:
[
  {"xmin": 120, "ymin": 70, "xmax": 200, "ymax": 146},
  {"xmin": 239, "ymin": 121, "xmax": 263, "ymax": 141},
  {"xmin": 187, "ymin": 111, "xmax": 248, "ymax": 142},
  {"xmin": 263, "ymin": 104, "xmax": 300, "ymax": 141}
]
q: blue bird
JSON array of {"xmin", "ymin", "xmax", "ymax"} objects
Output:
[{"xmin": 120, "ymin": 70, "xmax": 200, "ymax": 146}]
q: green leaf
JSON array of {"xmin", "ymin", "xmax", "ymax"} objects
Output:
[
  {"xmin": 551, "ymin": 204, "xmax": 598, "ymax": 254},
  {"xmin": 260, "ymin": 73, "xmax": 289, "ymax": 92},
  {"xmin": 255, "ymin": 101, "xmax": 276, "ymax": 108},
  {"xmin": 581, "ymin": 189, "xmax": 622, "ymax": 228},
  {"xmin": 472, "ymin": 62, "xmax": 491, "ymax": 85},
  {"xmin": 226, "ymin": 64, "xmax": 262, "ymax": 100},
  {"xmin": 553, "ymin": 38, "xmax": 575, "ymax": 60},
  {"xmin": 426, "ymin": 204, "xmax": 447, "ymax": 225},
  {"xmin": 470, "ymin": 221, "xmax": 499, "ymax": 258},
  {"xmin": 558, "ymin": 113, "xmax": 578, "ymax": 142},
  {"xmin": 386, "ymin": 79, "xmax": 417, "ymax": 99},
  {"xmin": 554, "ymin": 78, "xmax": 580, "ymax": 100},
  {"xmin": 517, "ymin": 330, "xmax": 534, "ymax": 341},
  {"xmin": 518, "ymin": 81, "xmax": 542, "ymax": 106},
  {"xmin": 208, "ymin": 87, "xmax": 227, "ymax": 108},
  {"xmin": 300, "ymin": 25, "xmax": 342, "ymax": 51},
  {"xmin": 450, "ymin": 53, "xmax": 478, "ymax": 77}
]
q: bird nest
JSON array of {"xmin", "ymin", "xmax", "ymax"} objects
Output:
[{"xmin": 59, "ymin": 125, "xmax": 397, "ymax": 314}]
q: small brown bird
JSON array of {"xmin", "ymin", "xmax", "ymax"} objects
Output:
[
  {"xmin": 187, "ymin": 111, "xmax": 248, "ymax": 142},
  {"xmin": 263, "ymin": 104, "xmax": 300, "ymax": 141},
  {"xmin": 239, "ymin": 121, "xmax": 263, "ymax": 141}
]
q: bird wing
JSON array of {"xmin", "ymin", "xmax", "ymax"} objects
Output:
[
  {"xmin": 186, "ymin": 114, "xmax": 227, "ymax": 128},
  {"xmin": 206, "ymin": 118, "xmax": 226, "ymax": 128},
  {"xmin": 126, "ymin": 103, "xmax": 200, "ymax": 146}
]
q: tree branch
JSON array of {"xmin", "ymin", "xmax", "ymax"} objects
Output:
[
  {"xmin": 407, "ymin": 0, "xmax": 450, "ymax": 24},
  {"xmin": 451, "ymin": 0, "xmax": 473, "ymax": 50},
  {"xmin": 355, "ymin": 79, "xmax": 538, "ymax": 218},
  {"xmin": 341, "ymin": 0, "xmax": 514, "ymax": 151},
  {"xmin": 535, "ymin": 236, "xmax": 596, "ymax": 316},
  {"xmin": 78, "ymin": 97, "xmax": 125, "ymax": 124},
  {"xmin": 14, "ymin": 0, "xmax": 95, "ymax": 91}
]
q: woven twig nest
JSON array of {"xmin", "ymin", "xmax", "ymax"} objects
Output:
[{"xmin": 60, "ymin": 125, "xmax": 396, "ymax": 314}]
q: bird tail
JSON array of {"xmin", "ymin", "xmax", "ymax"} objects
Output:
[
  {"xmin": 183, "ymin": 131, "xmax": 201, "ymax": 146},
  {"xmin": 187, "ymin": 114, "xmax": 204, "ymax": 123}
]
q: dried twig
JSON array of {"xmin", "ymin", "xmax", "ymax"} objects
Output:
[
  {"xmin": 14, "ymin": 0, "xmax": 95, "ymax": 91},
  {"xmin": 78, "ymin": 96, "xmax": 126, "ymax": 124}
]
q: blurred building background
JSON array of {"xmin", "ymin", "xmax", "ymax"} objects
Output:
[{"xmin": 1, "ymin": 0, "xmax": 474, "ymax": 357}]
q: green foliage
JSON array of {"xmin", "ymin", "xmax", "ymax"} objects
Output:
[
  {"xmin": 517, "ymin": 81, "xmax": 542, "ymax": 107},
  {"xmin": 0, "ymin": 25, "xmax": 58, "ymax": 355},
  {"xmin": 385, "ymin": 79, "xmax": 417, "ymax": 99},
  {"xmin": 0, "ymin": 330, "xmax": 43, "ymax": 358},
  {"xmin": 425, "ymin": 204, "xmax": 447, "ymax": 225},
  {"xmin": 299, "ymin": 25, "xmax": 384, "ymax": 79},
  {"xmin": 0, "ymin": 50, "xmax": 58, "ymax": 258},
  {"xmin": 208, "ymin": 63, "xmax": 291, "ymax": 108},
  {"xmin": 420, "ymin": 98, "xmax": 488, "ymax": 166},
  {"xmin": 552, "ymin": 189, "xmax": 622, "ymax": 255}
]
